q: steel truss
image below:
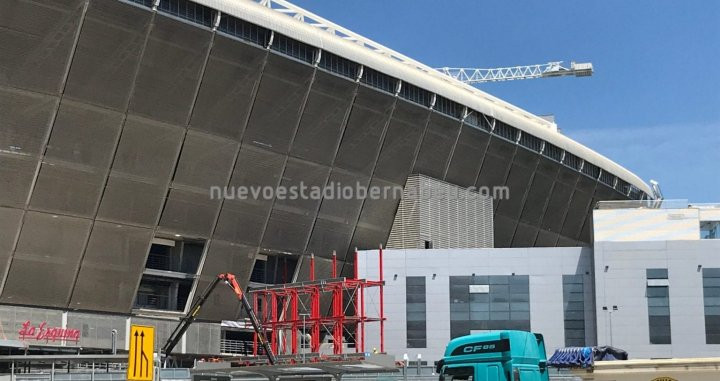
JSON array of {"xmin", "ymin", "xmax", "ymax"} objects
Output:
[{"xmin": 248, "ymin": 248, "xmax": 385, "ymax": 363}]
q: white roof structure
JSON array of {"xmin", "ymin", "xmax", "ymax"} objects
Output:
[{"xmin": 196, "ymin": 0, "xmax": 651, "ymax": 196}]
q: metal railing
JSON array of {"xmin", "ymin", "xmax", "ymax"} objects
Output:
[
  {"xmin": 219, "ymin": 339, "xmax": 253, "ymax": 355},
  {"xmin": 596, "ymin": 199, "xmax": 689, "ymax": 210}
]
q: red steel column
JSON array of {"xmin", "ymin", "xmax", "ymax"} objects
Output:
[
  {"xmin": 379, "ymin": 244, "xmax": 385, "ymax": 353},
  {"xmin": 354, "ymin": 249, "xmax": 359, "ymax": 353}
]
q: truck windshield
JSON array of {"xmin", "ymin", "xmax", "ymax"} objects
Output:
[{"xmin": 440, "ymin": 366, "xmax": 474, "ymax": 381}]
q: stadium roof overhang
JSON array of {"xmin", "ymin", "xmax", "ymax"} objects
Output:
[{"xmin": 195, "ymin": 0, "xmax": 651, "ymax": 196}]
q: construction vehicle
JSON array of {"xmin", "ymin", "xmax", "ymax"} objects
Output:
[
  {"xmin": 437, "ymin": 330, "xmax": 549, "ymax": 381},
  {"xmin": 162, "ymin": 273, "xmax": 276, "ymax": 366}
]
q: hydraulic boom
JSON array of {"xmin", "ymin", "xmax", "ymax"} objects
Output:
[{"xmin": 162, "ymin": 273, "xmax": 276, "ymax": 365}]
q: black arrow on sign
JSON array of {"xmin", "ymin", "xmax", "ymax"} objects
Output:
[
  {"xmin": 140, "ymin": 331, "xmax": 150, "ymax": 378},
  {"xmin": 133, "ymin": 330, "xmax": 139, "ymax": 377}
]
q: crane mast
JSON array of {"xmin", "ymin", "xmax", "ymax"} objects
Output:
[{"xmin": 437, "ymin": 61, "xmax": 593, "ymax": 84}]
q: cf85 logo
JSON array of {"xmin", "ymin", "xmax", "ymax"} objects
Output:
[{"xmin": 463, "ymin": 344, "xmax": 496, "ymax": 353}]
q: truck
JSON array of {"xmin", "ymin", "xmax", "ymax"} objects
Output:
[{"xmin": 437, "ymin": 330, "xmax": 549, "ymax": 381}]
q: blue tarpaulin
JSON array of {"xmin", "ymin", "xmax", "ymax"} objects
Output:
[{"xmin": 547, "ymin": 346, "xmax": 628, "ymax": 368}]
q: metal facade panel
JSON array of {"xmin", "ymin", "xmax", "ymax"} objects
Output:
[
  {"xmin": 69, "ymin": 222, "xmax": 153, "ymax": 312},
  {"xmin": 0, "ymin": 0, "xmax": 85, "ymax": 94},
  {"xmin": 334, "ymin": 86, "xmax": 394, "ymax": 175},
  {"xmin": 290, "ymin": 71, "xmax": 356, "ymax": 165},
  {"xmin": 374, "ymin": 100, "xmax": 429, "ymax": 185},
  {"xmin": 1, "ymin": 212, "xmax": 92, "ymax": 307},
  {"xmin": 158, "ymin": 188, "xmax": 222, "ymax": 238},
  {"xmin": 445, "ymin": 124, "xmax": 490, "ymax": 188},
  {"xmin": 195, "ymin": 240, "xmax": 256, "ymax": 319},
  {"xmin": 189, "ymin": 35, "xmax": 266, "ymax": 140},
  {"xmin": 413, "ymin": 113, "xmax": 462, "ymax": 180},
  {"xmin": 242, "ymin": 54, "xmax": 314, "ymax": 155},
  {"xmin": 172, "ymin": 130, "xmax": 238, "ymax": 190},
  {"xmin": 64, "ymin": 0, "xmax": 153, "ymax": 110},
  {"xmin": 128, "ymin": 16, "xmax": 212, "ymax": 125}
]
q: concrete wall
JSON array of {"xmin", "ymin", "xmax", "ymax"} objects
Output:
[
  {"xmin": 594, "ymin": 239, "xmax": 720, "ymax": 358},
  {"xmin": 357, "ymin": 247, "xmax": 594, "ymax": 364}
]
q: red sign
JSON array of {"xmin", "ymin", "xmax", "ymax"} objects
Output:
[{"xmin": 18, "ymin": 321, "xmax": 80, "ymax": 343}]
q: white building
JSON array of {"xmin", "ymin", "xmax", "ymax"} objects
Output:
[{"xmin": 358, "ymin": 201, "xmax": 720, "ymax": 364}]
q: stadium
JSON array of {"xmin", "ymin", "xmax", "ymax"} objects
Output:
[{"xmin": 0, "ymin": 0, "xmax": 651, "ymax": 352}]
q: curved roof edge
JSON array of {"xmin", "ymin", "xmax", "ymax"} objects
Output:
[{"xmin": 197, "ymin": 0, "xmax": 652, "ymax": 196}]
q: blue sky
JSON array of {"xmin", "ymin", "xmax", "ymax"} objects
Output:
[{"xmin": 291, "ymin": 0, "xmax": 720, "ymax": 203}]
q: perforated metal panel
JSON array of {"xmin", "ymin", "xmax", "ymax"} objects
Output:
[
  {"xmin": 512, "ymin": 222, "xmax": 539, "ymax": 248},
  {"xmin": 334, "ymin": 86, "xmax": 394, "ymax": 175},
  {"xmin": 195, "ymin": 240, "xmax": 256, "ymax": 320},
  {"xmin": 158, "ymin": 188, "xmax": 222, "ymax": 238},
  {"xmin": 189, "ymin": 35, "xmax": 266, "ymax": 140},
  {"xmin": 1, "ymin": 212, "xmax": 92, "ymax": 307},
  {"xmin": 64, "ymin": 0, "xmax": 153, "ymax": 110},
  {"xmin": 243, "ymin": 54, "xmax": 314, "ymax": 154},
  {"xmin": 519, "ymin": 160, "xmax": 560, "ymax": 226},
  {"xmin": 69, "ymin": 222, "xmax": 153, "ymax": 312},
  {"xmin": 31, "ymin": 100, "xmax": 124, "ymax": 217},
  {"xmin": 0, "ymin": 153, "xmax": 40, "ymax": 208},
  {"xmin": 172, "ymin": 130, "xmax": 238, "ymax": 190},
  {"xmin": 413, "ymin": 113, "xmax": 462, "ymax": 179},
  {"xmin": 0, "ymin": 87, "xmax": 58, "ymax": 156},
  {"xmin": 445, "ymin": 124, "xmax": 490, "ymax": 188},
  {"xmin": 0, "ymin": 0, "xmax": 85, "ymax": 94},
  {"xmin": 128, "ymin": 16, "xmax": 212, "ymax": 124},
  {"xmin": 261, "ymin": 210, "xmax": 315, "ymax": 254},
  {"xmin": 291, "ymin": 71, "xmax": 356, "ymax": 165},
  {"xmin": 96, "ymin": 175, "xmax": 168, "ymax": 226},
  {"xmin": 110, "ymin": 115, "xmax": 185, "ymax": 182},
  {"xmin": 374, "ymin": 100, "xmax": 428, "ymax": 184},
  {"xmin": 30, "ymin": 163, "xmax": 106, "ymax": 217}
]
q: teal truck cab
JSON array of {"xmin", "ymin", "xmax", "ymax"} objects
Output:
[{"xmin": 437, "ymin": 330, "xmax": 549, "ymax": 381}]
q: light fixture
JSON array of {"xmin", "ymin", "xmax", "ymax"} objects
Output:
[
  {"xmin": 393, "ymin": 274, "xmax": 398, "ymax": 280},
  {"xmin": 174, "ymin": 234, "xmax": 182, "ymax": 237},
  {"xmin": 432, "ymin": 273, "xmax": 436, "ymax": 280},
  {"xmin": 698, "ymin": 264, "xmax": 703, "ymax": 272},
  {"xmin": 604, "ymin": 265, "xmax": 609, "ymax": 272}
]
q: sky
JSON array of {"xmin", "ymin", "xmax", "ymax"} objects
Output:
[{"xmin": 290, "ymin": 0, "xmax": 720, "ymax": 203}]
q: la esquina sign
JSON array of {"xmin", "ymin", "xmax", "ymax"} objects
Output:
[{"xmin": 18, "ymin": 320, "xmax": 80, "ymax": 343}]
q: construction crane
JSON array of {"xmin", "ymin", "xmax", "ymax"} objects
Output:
[
  {"xmin": 437, "ymin": 61, "xmax": 593, "ymax": 84},
  {"xmin": 162, "ymin": 273, "xmax": 277, "ymax": 365}
]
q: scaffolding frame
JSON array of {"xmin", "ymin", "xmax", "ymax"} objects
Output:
[{"xmin": 249, "ymin": 247, "xmax": 385, "ymax": 361}]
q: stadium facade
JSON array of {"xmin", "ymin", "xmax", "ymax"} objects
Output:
[{"xmin": 0, "ymin": 0, "xmax": 652, "ymax": 351}]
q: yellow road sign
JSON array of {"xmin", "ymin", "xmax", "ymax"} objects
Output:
[{"xmin": 127, "ymin": 325, "xmax": 154, "ymax": 381}]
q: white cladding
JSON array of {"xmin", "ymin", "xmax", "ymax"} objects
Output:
[
  {"xmin": 387, "ymin": 175, "xmax": 494, "ymax": 250},
  {"xmin": 357, "ymin": 247, "xmax": 594, "ymax": 363}
]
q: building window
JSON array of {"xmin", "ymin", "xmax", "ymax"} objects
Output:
[
  {"xmin": 218, "ymin": 14, "xmax": 271, "ymax": 47},
  {"xmin": 359, "ymin": 67, "xmax": 397, "ymax": 94},
  {"xmin": 449, "ymin": 275, "xmax": 529, "ymax": 339},
  {"xmin": 703, "ymin": 268, "xmax": 720, "ymax": 344},
  {"xmin": 701, "ymin": 221, "xmax": 720, "ymax": 239},
  {"xmin": 318, "ymin": 51, "xmax": 358, "ymax": 79},
  {"xmin": 270, "ymin": 33, "xmax": 317, "ymax": 64},
  {"xmin": 406, "ymin": 277, "xmax": 426, "ymax": 348},
  {"xmin": 249, "ymin": 254, "xmax": 298, "ymax": 285},
  {"xmin": 563, "ymin": 275, "xmax": 586, "ymax": 347},
  {"xmin": 399, "ymin": 82, "xmax": 432, "ymax": 108},
  {"xmin": 158, "ymin": 0, "xmax": 216, "ymax": 28},
  {"xmin": 133, "ymin": 237, "xmax": 206, "ymax": 312},
  {"xmin": 646, "ymin": 268, "xmax": 671, "ymax": 344}
]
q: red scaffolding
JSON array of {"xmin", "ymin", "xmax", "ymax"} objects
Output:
[{"xmin": 249, "ymin": 247, "xmax": 385, "ymax": 361}]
